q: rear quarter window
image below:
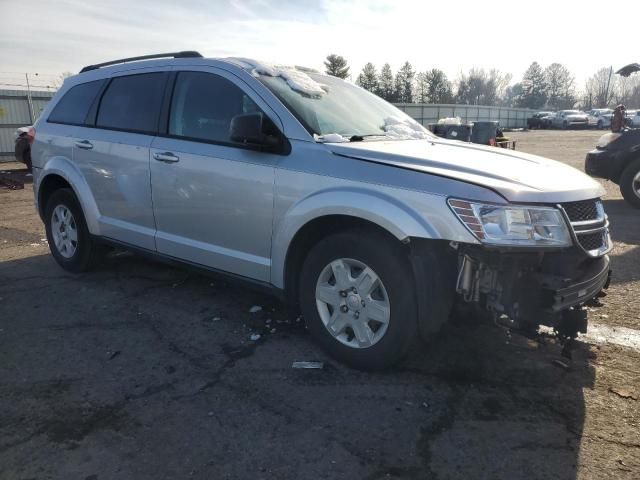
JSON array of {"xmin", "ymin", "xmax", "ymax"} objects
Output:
[
  {"xmin": 96, "ymin": 73, "xmax": 165, "ymax": 134},
  {"xmin": 47, "ymin": 80, "xmax": 104, "ymax": 125}
]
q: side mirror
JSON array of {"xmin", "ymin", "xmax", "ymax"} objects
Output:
[{"xmin": 229, "ymin": 112, "xmax": 281, "ymax": 150}]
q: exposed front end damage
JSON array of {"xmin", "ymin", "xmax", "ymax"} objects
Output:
[{"xmin": 454, "ymin": 246, "xmax": 611, "ymax": 337}]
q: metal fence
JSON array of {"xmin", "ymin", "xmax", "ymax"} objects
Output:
[
  {"xmin": 1, "ymin": 89, "xmax": 536, "ymax": 161},
  {"xmin": 394, "ymin": 103, "xmax": 535, "ymax": 129},
  {"xmin": 0, "ymin": 89, "xmax": 55, "ymax": 160}
]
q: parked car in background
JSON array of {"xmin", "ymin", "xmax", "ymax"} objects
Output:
[
  {"xmin": 626, "ymin": 109, "xmax": 640, "ymax": 127},
  {"xmin": 551, "ymin": 110, "xmax": 589, "ymax": 129},
  {"xmin": 527, "ymin": 111, "xmax": 553, "ymax": 129},
  {"xmin": 586, "ymin": 129, "xmax": 640, "ymax": 208},
  {"xmin": 31, "ymin": 51, "xmax": 612, "ymax": 369},
  {"xmin": 587, "ymin": 109, "xmax": 613, "ymax": 129},
  {"xmin": 14, "ymin": 126, "xmax": 34, "ymax": 171}
]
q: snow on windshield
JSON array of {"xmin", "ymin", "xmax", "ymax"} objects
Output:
[
  {"xmin": 226, "ymin": 57, "xmax": 327, "ymax": 97},
  {"xmin": 313, "ymin": 133, "xmax": 350, "ymax": 143},
  {"xmin": 383, "ymin": 116, "xmax": 431, "ymax": 139}
]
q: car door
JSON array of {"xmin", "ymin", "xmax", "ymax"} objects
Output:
[
  {"xmin": 73, "ymin": 70, "xmax": 168, "ymax": 250},
  {"xmin": 150, "ymin": 68, "xmax": 283, "ymax": 282}
]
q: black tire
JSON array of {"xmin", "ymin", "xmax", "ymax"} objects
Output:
[
  {"xmin": 44, "ymin": 188, "xmax": 103, "ymax": 272},
  {"xmin": 299, "ymin": 229, "xmax": 418, "ymax": 370},
  {"xmin": 619, "ymin": 159, "xmax": 640, "ymax": 209}
]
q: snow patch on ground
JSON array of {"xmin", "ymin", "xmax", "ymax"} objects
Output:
[
  {"xmin": 383, "ymin": 116, "xmax": 431, "ymax": 139},
  {"xmin": 227, "ymin": 57, "xmax": 327, "ymax": 97}
]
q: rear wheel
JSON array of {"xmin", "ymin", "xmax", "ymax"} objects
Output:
[
  {"xmin": 44, "ymin": 188, "xmax": 103, "ymax": 272},
  {"xmin": 620, "ymin": 159, "xmax": 640, "ymax": 209},
  {"xmin": 299, "ymin": 229, "xmax": 417, "ymax": 370}
]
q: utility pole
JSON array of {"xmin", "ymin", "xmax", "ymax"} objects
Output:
[
  {"xmin": 604, "ymin": 66, "xmax": 613, "ymax": 107},
  {"xmin": 25, "ymin": 73, "xmax": 35, "ymax": 123}
]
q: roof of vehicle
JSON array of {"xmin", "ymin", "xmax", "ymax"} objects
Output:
[
  {"xmin": 616, "ymin": 63, "xmax": 640, "ymax": 77},
  {"xmin": 77, "ymin": 52, "xmax": 323, "ymax": 79},
  {"xmin": 73, "ymin": 53, "xmax": 331, "ymax": 98}
]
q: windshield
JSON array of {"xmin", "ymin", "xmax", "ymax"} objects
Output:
[{"xmin": 257, "ymin": 71, "xmax": 433, "ymax": 141}]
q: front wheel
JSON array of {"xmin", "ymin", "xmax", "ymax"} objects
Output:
[
  {"xmin": 299, "ymin": 230, "xmax": 417, "ymax": 370},
  {"xmin": 620, "ymin": 159, "xmax": 640, "ymax": 209},
  {"xmin": 44, "ymin": 188, "xmax": 103, "ymax": 272}
]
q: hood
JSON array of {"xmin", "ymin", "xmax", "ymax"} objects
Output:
[{"xmin": 325, "ymin": 138, "xmax": 604, "ymax": 203}]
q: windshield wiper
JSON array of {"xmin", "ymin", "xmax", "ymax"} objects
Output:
[{"xmin": 349, "ymin": 134, "xmax": 388, "ymax": 142}]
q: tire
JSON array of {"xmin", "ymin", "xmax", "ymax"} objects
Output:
[
  {"xmin": 619, "ymin": 159, "xmax": 640, "ymax": 209},
  {"xmin": 299, "ymin": 229, "xmax": 418, "ymax": 370},
  {"xmin": 597, "ymin": 120, "xmax": 603, "ymax": 130},
  {"xmin": 44, "ymin": 188, "xmax": 103, "ymax": 272}
]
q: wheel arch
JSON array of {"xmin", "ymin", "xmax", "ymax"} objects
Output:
[
  {"xmin": 37, "ymin": 157, "xmax": 101, "ymax": 235},
  {"xmin": 273, "ymin": 188, "xmax": 442, "ymax": 308}
]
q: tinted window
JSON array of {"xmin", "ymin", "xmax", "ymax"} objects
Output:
[
  {"xmin": 48, "ymin": 80, "xmax": 104, "ymax": 125},
  {"xmin": 97, "ymin": 73, "xmax": 165, "ymax": 134},
  {"xmin": 169, "ymin": 72, "xmax": 261, "ymax": 143}
]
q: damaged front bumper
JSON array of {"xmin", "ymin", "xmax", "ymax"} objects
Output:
[{"xmin": 455, "ymin": 246, "xmax": 611, "ymax": 334}]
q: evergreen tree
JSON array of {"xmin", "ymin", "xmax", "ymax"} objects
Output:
[
  {"xmin": 425, "ymin": 68, "xmax": 453, "ymax": 103},
  {"xmin": 324, "ymin": 54, "xmax": 350, "ymax": 79},
  {"xmin": 356, "ymin": 63, "xmax": 379, "ymax": 93},
  {"xmin": 377, "ymin": 63, "xmax": 395, "ymax": 101},
  {"xmin": 544, "ymin": 63, "xmax": 576, "ymax": 109},
  {"xmin": 415, "ymin": 72, "xmax": 429, "ymax": 103},
  {"xmin": 519, "ymin": 61, "xmax": 547, "ymax": 108},
  {"xmin": 394, "ymin": 61, "xmax": 415, "ymax": 103}
]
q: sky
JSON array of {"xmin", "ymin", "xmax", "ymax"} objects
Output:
[{"xmin": 0, "ymin": 0, "xmax": 638, "ymax": 91}]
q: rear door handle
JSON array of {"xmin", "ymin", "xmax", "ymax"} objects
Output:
[
  {"xmin": 153, "ymin": 152, "xmax": 180, "ymax": 163},
  {"xmin": 75, "ymin": 140, "xmax": 93, "ymax": 150}
]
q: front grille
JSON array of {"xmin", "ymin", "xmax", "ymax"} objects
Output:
[
  {"xmin": 577, "ymin": 232, "xmax": 605, "ymax": 252},
  {"xmin": 562, "ymin": 200, "xmax": 599, "ymax": 222},
  {"xmin": 559, "ymin": 199, "xmax": 609, "ymax": 256}
]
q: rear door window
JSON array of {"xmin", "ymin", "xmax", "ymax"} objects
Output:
[
  {"xmin": 96, "ymin": 73, "xmax": 165, "ymax": 134},
  {"xmin": 48, "ymin": 80, "xmax": 104, "ymax": 125},
  {"xmin": 168, "ymin": 71, "xmax": 261, "ymax": 144}
]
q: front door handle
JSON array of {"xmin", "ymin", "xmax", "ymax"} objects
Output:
[
  {"xmin": 75, "ymin": 140, "xmax": 93, "ymax": 150},
  {"xmin": 153, "ymin": 152, "xmax": 180, "ymax": 163}
]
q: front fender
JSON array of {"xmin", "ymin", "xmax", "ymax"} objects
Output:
[
  {"xmin": 271, "ymin": 187, "xmax": 441, "ymax": 289},
  {"xmin": 39, "ymin": 156, "xmax": 101, "ymax": 235}
]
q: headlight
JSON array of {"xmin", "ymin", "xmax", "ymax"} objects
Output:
[
  {"xmin": 596, "ymin": 132, "xmax": 621, "ymax": 148},
  {"xmin": 448, "ymin": 199, "xmax": 572, "ymax": 247}
]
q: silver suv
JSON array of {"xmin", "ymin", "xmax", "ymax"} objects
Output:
[{"xmin": 31, "ymin": 52, "xmax": 612, "ymax": 369}]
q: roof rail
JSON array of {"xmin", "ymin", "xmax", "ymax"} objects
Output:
[{"xmin": 79, "ymin": 51, "xmax": 203, "ymax": 73}]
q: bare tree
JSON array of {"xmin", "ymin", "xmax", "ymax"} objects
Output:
[
  {"xmin": 52, "ymin": 71, "xmax": 74, "ymax": 90},
  {"xmin": 455, "ymin": 68, "xmax": 511, "ymax": 106},
  {"xmin": 584, "ymin": 67, "xmax": 614, "ymax": 108}
]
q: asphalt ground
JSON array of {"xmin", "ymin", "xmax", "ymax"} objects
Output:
[{"xmin": 0, "ymin": 129, "xmax": 638, "ymax": 479}]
